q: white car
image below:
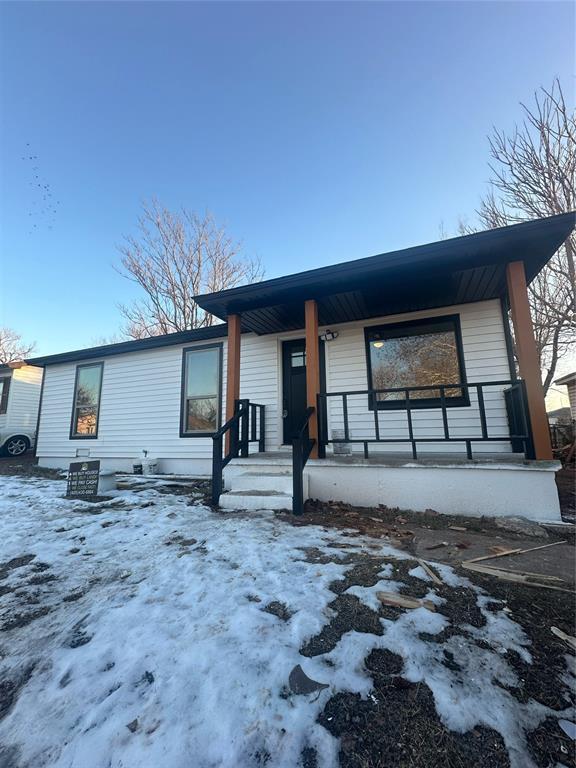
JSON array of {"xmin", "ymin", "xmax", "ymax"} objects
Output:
[{"xmin": 1, "ymin": 428, "xmax": 36, "ymax": 457}]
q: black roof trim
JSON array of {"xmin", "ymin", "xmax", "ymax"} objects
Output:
[
  {"xmin": 194, "ymin": 213, "xmax": 575, "ymax": 321},
  {"xmin": 27, "ymin": 324, "xmax": 228, "ymax": 367}
]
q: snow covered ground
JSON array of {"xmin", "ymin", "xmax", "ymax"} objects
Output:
[{"xmin": 0, "ymin": 474, "xmax": 572, "ymax": 768}]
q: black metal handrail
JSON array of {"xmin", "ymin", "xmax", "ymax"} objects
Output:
[
  {"xmin": 211, "ymin": 399, "xmax": 266, "ymax": 505},
  {"xmin": 317, "ymin": 379, "xmax": 534, "ymax": 460},
  {"xmin": 292, "ymin": 406, "xmax": 316, "ymax": 516}
]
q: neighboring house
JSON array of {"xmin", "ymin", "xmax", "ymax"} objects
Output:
[
  {"xmin": 0, "ymin": 361, "xmax": 44, "ymax": 456},
  {"xmin": 29, "ymin": 212, "xmax": 575, "ymax": 522},
  {"xmin": 547, "ymin": 407, "xmax": 571, "ymax": 426},
  {"xmin": 554, "ymin": 372, "xmax": 576, "ymax": 421}
]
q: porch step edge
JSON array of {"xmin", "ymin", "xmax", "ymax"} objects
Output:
[
  {"xmin": 231, "ymin": 471, "xmax": 294, "ymax": 494},
  {"xmin": 219, "ymin": 490, "xmax": 293, "ymax": 511}
]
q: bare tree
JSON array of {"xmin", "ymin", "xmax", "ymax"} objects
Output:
[
  {"xmin": 0, "ymin": 327, "xmax": 36, "ymax": 364},
  {"xmin": 116, "ymin": 201, "xmax": 263, "ymax": 338},
  {"xmin": 475, "ymin": 79, "xmax": 575, "ymax": 395},
  {"xmin": 90, "ymin": 333, "xmax": 126, "ymax": 347}
]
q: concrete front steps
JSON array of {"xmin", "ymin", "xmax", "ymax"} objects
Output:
[{"xmin": 220, "ymin": 458, "xmax": 305, "ymax": 511}]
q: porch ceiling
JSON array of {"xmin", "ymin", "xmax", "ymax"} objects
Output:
[{"xmin": 195, "ymin": 213, "xmax": 575, "ymax": 335}]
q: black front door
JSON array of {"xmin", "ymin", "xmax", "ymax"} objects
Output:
[{"xmin": 282, "ymin": 338, "xmax": 326, "ymax": 444}]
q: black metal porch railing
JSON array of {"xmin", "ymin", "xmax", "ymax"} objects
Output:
[
  {"xmin": 317, "ymin": 379, "xmax": 534, "ymax": 461},
  {"xmin": 292, "ymin": 406, "xmax": 316, "ymax": 516},
  {"xmin": 211, "ymin": 399, "xmax": 266, "ymax": 505}
]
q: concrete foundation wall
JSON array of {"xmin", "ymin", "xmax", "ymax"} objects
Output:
[
  {"xmin": 305, "ymin": 460, "xmax": 562, "ymax": 522},
  {"xmin": 38, "ymin": 456, "xmax": 212, "ymax": 476}
]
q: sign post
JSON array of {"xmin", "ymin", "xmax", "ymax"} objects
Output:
[{"xmin": 66, "ymin": 460, "xmax": 101, "ymax": 498}]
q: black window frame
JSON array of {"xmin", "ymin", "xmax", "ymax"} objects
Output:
[
  {"xmin": 364, "ymin": 314, "xmax": 469, "ymax": 410},
  {"xmin": 69, "ymin": 362, "xmax": 104, "ymax": 439},
  {"xmin": 0, "ymin": 376, "xmax": 11, "ymax": 415},
  {"xmin": 180, "ymin": 343, "xmax": 223, "ymax": 438}
]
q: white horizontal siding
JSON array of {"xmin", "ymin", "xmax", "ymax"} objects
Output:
[
  {"xmin": 38, "ymin": 340, "xmax": 226, "ymax": 463},
  {"xmin": 0, "ymin": 371, "xmax": 11, "ymax": 431},
  {"xmin": 36, "ymin": 334, "xmax": 282, "ymax": 467},
  {"xmin": 567, "ymin": 382, "xmax": 576, "ymax": 420},
  {"xmin": 238, "ymin": 334, "xmax": 280, "ymax": 450},
  {"xmin": 2, "ymin": 366, "xmax": 43, "ymax": 431},
  {"xmin": 37, "ymin": 299, "xmax": 514, "ymax": 469}
]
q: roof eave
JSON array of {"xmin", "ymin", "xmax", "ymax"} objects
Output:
[
  {"xmin": 27, "ymin": 324, "xmax": 229, "ymax": 367},
  {"xmin": 194, "ymin": 212, "xmax": 576, "ymax": 320}
]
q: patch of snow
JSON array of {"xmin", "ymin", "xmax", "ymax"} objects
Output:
[
  {"xmin": 408, "ymin": 564, "xmax": 430, "ymax": 581},
  {"xmin": 344, "ymin": 579, "xmax": 404, "ymax": 612},
  {"xmin": 430, "ymin": 560, "xmax": 474, "ymax": 588},
  {"xmin": 0, "ymin": 475, "xmax": 568, "ymax": 768},
  {"xmin": 474, "ymin": 594, "xmax": 533, "ymax": 663}
]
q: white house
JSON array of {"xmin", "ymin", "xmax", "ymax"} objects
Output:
[
  {"xmin": 0, "ymin": 361, "xmax": 44, "ymax": 455},
  {"xmin": 554, "ymin": 371, "xmax": 576, "ymax": 421},
  {"xmin": 29, "ymin": 213, "xmax": 575, "ymax": 521}
]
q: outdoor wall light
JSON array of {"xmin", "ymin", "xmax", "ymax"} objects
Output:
[{"xmin": 320, "ymin": 329, "xmax": 339, "ymax": 342}]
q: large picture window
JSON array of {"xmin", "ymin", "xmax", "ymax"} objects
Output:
[
  {"xmin": 70, "ymin": 363, "xmax": 103, "ymax": 437},
  {"xmin": 181, "ymin": 344, "xmax": 222, "ymax": 436},
  {"xmin": 365, "ymin": 315, "xmax": 468, "ymax": 409}
]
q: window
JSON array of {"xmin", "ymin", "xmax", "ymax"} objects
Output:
[
  {"xmin": 70, "ymin": 363, "xmax": 103, "ymax": 438},
  {"xmin": 365, "ymin": 315, "xmax": 468, "ymax": 409},
  {"xmin": 291, "ymin": 349, "xmax": 306, "ymax": 368},
  {"xmin": 181, "ymin": 344, "xmax": 222, "ymax": 435},
  {"xmin": 0, "ymin": 377, "xmax": 10, "ymax": 414}
]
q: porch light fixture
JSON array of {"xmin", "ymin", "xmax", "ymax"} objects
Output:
[{"xmin": 320, "ymin": 329, "xmax": 339, "ymax": 342}]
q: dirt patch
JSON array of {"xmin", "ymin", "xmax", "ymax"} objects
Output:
[
  {"xmin": 459, "ymin": 570, "xmax": 576, "ymax": 714},
  {"xmin": 0, "ymin": 665, "xmax": 35, "ymax": 721},
  {"xmin": 300, "ymin": 746, "xmax": 318, "ymax": 768},
  {"xmin": 263, "ymin": 602, "xmax": 293, "ymax": 621},
  {"xmin": 319, "ymin": 677, "xmax": 511, "ymax": 768},
  {"xmin": 62, "ymin": 591, "xmax": 86, "ymax": 603},
  {"xmin": 0, "ymin": 606, "xmax": 51, "ymax": 632},
  {"xmin": 285, "ymin": 498, "xmax": 571, "ymax": 545},
  {"xmin": 300, "ymin": 594, "xmax": 383, "ymax": 657},
  {"xmin": 297, "ymin": 546, "xmax": 346, "ymax": 565},
  {"xmin": 556, "ymin": 465, "xmax": 576, "ymax": 523},
  {"xmin": 299, "ymin": 537, "xmax": 575, "ymax": 767},
  {"xmin": 0, "ymin": 454, "xmax": 62, "ymax": 479},
  {"xmin": 328, "ymin": 556, "xmax": 391, "ymax": 594},
  {"xmin": 31, "ymin": 563, "xmax": 51, "ymax": 573},
  {"xmin": 0, "ymin": 555, "xmax": 36, "ymax": 581},
  {"xmin": 156, "ymin": 481, "xmax": 211, "ymax": 498},
  {"xmin": 526, "ymin": 716, "xmax": 576, "ymax": 768},
  {"xmin": 67, "ymin": 617, "xmax": 92, "ymax": 648},
  {"xmin": 27, "ymin": 574, "xmax": 57, "ymax": 586}
]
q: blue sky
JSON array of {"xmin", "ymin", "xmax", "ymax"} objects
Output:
[{"xmin": 0, "ymin": 1, "xmax": 574, "ymax": 357}]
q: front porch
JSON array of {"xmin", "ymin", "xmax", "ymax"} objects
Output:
[
  {"xmin": 220, "ymin": 450, "xmax": 561, "ymax": 522},
  {"xmin": 193, "ymin": 215, "xmax": 574, "ymax": 520},
  {"xmin": 208, "ymin": 367, "xmax": 559, "ymax": 519}
]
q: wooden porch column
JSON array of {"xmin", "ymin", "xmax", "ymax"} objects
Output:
[
  {"xmin": 506, "ymin": 261, "xmax": 553, "ymax": 460},
  {"xmin": 305, "ymin": 299, "xmax": 320, "ymax": 459},
  {"xmin": 225, "ymin": 313, "xmax": 241, "ymax": 452}
]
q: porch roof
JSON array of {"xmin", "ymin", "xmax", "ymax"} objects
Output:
[{"xmin": 195, "ymin": 213, "xmax": 575, "ymax": 335}]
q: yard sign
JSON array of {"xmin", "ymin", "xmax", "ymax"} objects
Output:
[{"xmin": 66, "ymin": 460, "xmax": 100, "ymax": 498}]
